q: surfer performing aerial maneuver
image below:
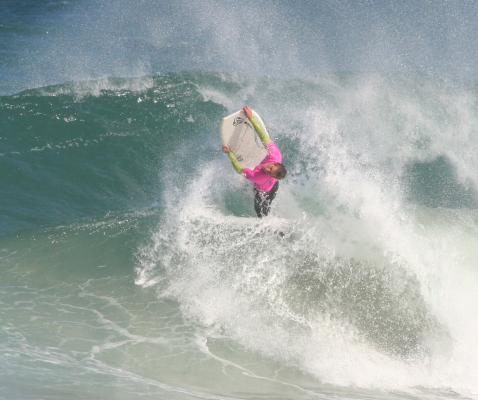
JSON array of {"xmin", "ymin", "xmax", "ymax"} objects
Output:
[{"xmin": 222, "ymin": 106, "xmax": 287, "ymax": 217}]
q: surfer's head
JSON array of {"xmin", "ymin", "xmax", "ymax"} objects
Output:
[{"xmin": 264, "ymin": 163, "xmax": 287, "ymax": 179}]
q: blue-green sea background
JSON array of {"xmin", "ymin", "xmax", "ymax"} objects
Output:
[{"xmin": 2, "ymin": 1, "xmax": 478, "ymax": 399}]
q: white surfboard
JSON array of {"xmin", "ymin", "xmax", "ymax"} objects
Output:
[{"xmin": 221, "ymin": 109, "xmax": 268, "ymax": 170}]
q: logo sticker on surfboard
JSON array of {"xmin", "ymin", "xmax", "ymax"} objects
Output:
[{"xmin": 233, "ymin": 116, "xmax": 244, "ymax": 126}]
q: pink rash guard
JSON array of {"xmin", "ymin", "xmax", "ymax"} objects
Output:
[{"xmin": 243, "ymin": 142, "xmax": 283, "ymax": 192}]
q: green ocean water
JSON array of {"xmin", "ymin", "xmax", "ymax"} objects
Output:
[
  {"xmin": 2, "ymin": 72, "xmax": 478, "ymax": 400},
  {"xmin": 3, "ymin": 1, "xmax": 478, "ymax": 398}
]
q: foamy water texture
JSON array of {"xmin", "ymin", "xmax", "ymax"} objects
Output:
[
  {"xmin": 2, "ymin": 1, "xmax": 478, "ymax": 399},
  {"xmin": 131, "ymin": 73, "xmax": 478, "ymax": 398},
  {"xmin": 2, "ymin": 71, "xmax": 478, "ymax": 400}
]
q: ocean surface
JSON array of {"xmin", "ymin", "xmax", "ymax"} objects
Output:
[{"xmin": 2, "ymin": 1, "xmax": 478, "ymax": 399}]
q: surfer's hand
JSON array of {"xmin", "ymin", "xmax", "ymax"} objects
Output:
[
  {"xmin": 222, "ymin": 145, "xmax": 231, "ymax": 153},
  {"xmin": 243, "ymin": 106, "xmax": 253, "ymax": 120}
]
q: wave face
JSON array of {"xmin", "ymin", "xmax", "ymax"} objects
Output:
[
  {"xmin": 3, "ymin": 1, "xmax": 478, "ymax": 399},
  {"xmin": 2, "ymin": 71, "xmax": 478, "ymax": 400},
  {"xmin": 0, "ymin": 74, "xmax": 222, "ymax": 235}
]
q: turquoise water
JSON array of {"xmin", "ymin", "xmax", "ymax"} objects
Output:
[
  {"xmin": 2, "ymin": 2, "xmax": 478, "ymax": 400},
  {"xmin": 2, "ymin": 71, "xmax": 478, "ymax": 400}
]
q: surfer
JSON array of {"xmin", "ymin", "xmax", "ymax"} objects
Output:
[{"xmin": 223, "ymin": 106, "xmax": 287, "ymax": 217}]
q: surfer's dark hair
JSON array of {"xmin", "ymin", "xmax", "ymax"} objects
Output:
[{"xmin": 274, "ymin": 163, "xmax": 287, "ymax": 179}]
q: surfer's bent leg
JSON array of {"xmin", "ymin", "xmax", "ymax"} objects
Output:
[{"xmin": 254, "ymin": 182, "xmax": 279, "ymax": 218}]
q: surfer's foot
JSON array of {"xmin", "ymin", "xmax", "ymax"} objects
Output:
[{"xmin": 243, "ymin": 105, "xmax": 253, "ymax": 120}]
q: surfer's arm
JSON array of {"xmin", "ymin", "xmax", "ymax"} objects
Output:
[
  {"xmin": 223, "ymin": 145, "xmax": 244, "ymax": 174},
  {"xmin": 227, "ymin": 152, "xmax": 244, "ymax": 174},
  {"xmin": 243, "ymin": 106, "xmax": 272, "ymax": 145}
]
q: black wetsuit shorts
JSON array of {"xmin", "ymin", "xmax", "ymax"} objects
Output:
[{"xmin": 254, "ymin": 181, "xmax": 279, "ymax": 218}]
